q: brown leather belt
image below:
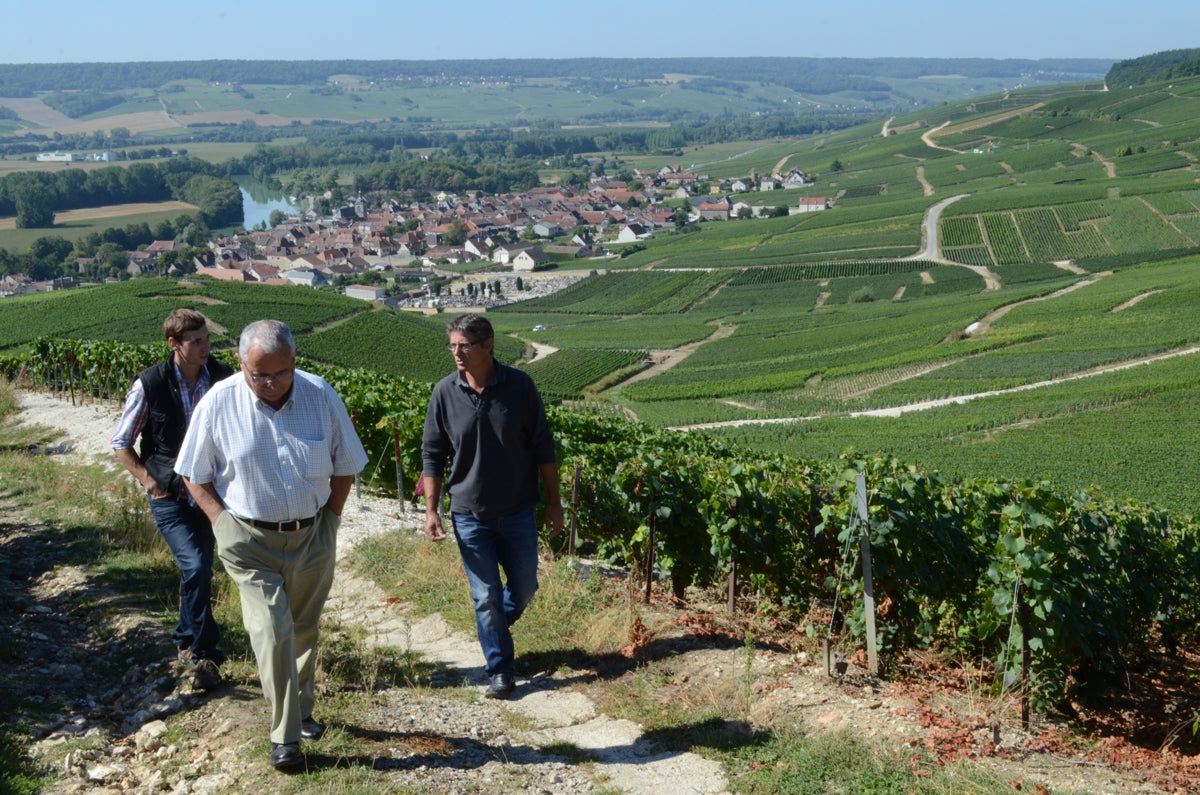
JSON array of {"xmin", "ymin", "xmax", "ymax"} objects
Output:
[{"xmin": 249, "ymin": 516, "xmax": 316, "ymax": 532}]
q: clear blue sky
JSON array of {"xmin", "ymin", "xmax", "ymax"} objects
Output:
[{"xmin": 2, "ymin": 0, "xmax": 1195, "ymax": 64}]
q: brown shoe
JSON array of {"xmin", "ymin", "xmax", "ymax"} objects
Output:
[{"xmin": 193, "ymin": 658, "xmax": 222, "ymax": 691}]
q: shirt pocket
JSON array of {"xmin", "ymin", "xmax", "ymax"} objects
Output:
[{"xmin": 292, "ymin": 438, "xmax": 332, "ymax": 481}]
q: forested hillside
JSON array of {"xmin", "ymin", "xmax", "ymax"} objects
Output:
[{"xmin": 1106, "ymin": 47, "xmax": 1200, "ymax": 86}]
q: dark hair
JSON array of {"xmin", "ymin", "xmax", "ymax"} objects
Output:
[
  {"xmin": 238, "ymin": 319, "xmax": 296, "ymax": 358},
  {"xmin": 163, "ymin": 308, "xmax": 208, "ymax": 341},
  {"xmin": 446, "ymin": 313, "xmax": 493, "ymax": 342}
]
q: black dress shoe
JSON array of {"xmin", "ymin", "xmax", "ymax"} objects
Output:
[
  {"xmin": 270, "ymin": 742, "xmax": 303, "ymax": 770},
  {"xmin": 483, "ymin": 673, "xmax": 515, "ymax": 700},
  {"xmin": 300, "ymin": 716, "xmax": 326, "ymax": 741}
]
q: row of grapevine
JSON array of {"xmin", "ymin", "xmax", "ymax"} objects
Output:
[
  {"xmin": 728, "ymin": 259, "xmax": 927, "ymax": 286},
  {"xmin": 1098, "ymin": 199, "xmax": 1193, "ymax": 254},
  {"xmin": 942, "ymin": 245, "xmax": 994, "ymax": 267},
  {"xmin": 520, "ymin": 349, "xmax": 647, "ymax": 400},
  {"xmin": 981, "ymin": 212, "xmax": 1030, "ymax": 265},
  {"xmin": 939, "ymin": 215, "xmax": 985, "ymax": 247},
  {"xmin": 1054, "ymin": 201, "xmax": 1108, "ymax": 231},
  {"xmin": 1141, "ymin": 191, "xmax": 1200, "ymax": 216},
  {"xmin": 7, "ymin": 337, "xmax": 1200, "ymax": 715}
]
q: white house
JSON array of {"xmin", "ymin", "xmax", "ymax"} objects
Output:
[
  {"xmin": 492, "ymin": 242, "xmax": 535, "ymax": 265},
  {"xmin": 512, "ymin": 247, "xmax": 549, "ymax": 272},
  {"xmin": 345, "ymin": 284, "xmax": 388, "ymax": 302},
  {"xmin": 616, "ymin": 223, "xmax": 650, "ymax": 243},
  {"xmin": 283, "ymin": 268, "xmax": 324, "ymax": 287}
]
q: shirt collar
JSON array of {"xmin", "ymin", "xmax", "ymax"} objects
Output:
[
  {"xmin": 456, "ymin": 359, "xmax": 501, "ymax": 390},
  {"xmin": 171, "ymin": 359, "xmax": 209, "ymax": 388}
]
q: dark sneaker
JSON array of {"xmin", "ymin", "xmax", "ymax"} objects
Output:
[
  {"xmin": 193, "ymin": 658, "xmax": 222, "ymax": 691},
  {"xmin": 300, "ymin": 716, "xmax": 325, "ymax": 741},
  {"xmin": 483, "ymin": 673, "xmax": 515, "ymax": 700},
  {"xmin": 270, "ymin": 742, "xmax": 303, "ymax": 770}
]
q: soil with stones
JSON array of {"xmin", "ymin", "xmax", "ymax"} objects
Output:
[{"xmin": 4, "ymin": 389, "xmax": 1198, "ymax": 794}]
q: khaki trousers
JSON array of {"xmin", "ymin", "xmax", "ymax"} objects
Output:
[{"xmin": 214, "ymin": 507, "xmax": 339, "ymax": 744}]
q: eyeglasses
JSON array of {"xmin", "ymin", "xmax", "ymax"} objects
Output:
[
  {"xmin": 248, "ymin": 367, "xmax": 294, "ymax": 385},
  {"xmin": 447, "ymin": 341, "xmax": 478, "ymax": 353}
]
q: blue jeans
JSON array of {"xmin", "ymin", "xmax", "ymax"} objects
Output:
[
  {"xmin": 149, "ymin": 496, "xmax": 223, "ymax": 665},
  {"xmin": 451, "ymin": 508, "xmax": 540, "ymax": 678}
]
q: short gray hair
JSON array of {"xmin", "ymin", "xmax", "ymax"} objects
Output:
[{"xmin": 238, "ymin": 320, "xmax": 296, "ymax": 359}]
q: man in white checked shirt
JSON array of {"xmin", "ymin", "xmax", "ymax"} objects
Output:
[{"xmin": 175, "ymin": 319, "xmax": 367, "ymax": 772}]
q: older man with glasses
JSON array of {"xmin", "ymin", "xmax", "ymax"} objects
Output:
[
  {"xmin": 175, "ymin": 319, "xmax": 367, "ymax": 771},
  {"xmin": 421, "ymin": 313, "xmax": 563, "ymax": 700}
]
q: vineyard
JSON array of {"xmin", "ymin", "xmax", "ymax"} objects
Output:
[
  {"xmin": 520, "ymin": 348, "xmax": 648, "ymax": 400},
  {"xmin": 300, "ymin": 308, "xmax": 523, "ymax": 383},
  {"xmin": 0, "ymin": 278, "xmax": 366, "ymax": 353},
  {"xmin": 936, "ymin": 193, "xmax": 1200, "ymax": 269},
  {"xmin": 7, "ymin": 335, "xmax": 1200, "ymax": 736}
]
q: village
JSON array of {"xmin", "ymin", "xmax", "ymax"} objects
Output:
[{"xmin": 0, "ymin": 162, "xmax": 827, "ymax": 309}]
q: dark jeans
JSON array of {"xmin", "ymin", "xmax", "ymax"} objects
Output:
[
  {"xmin": 451, "ymin": 508, "xmax": 539, "ymax": 678},
  {"xmin": 149, "ymin": 496, "xmax": 223, "ymax": 664}
]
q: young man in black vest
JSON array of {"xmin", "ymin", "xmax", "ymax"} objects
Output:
[{"xmin": 112, "ymin": 308, "xmax": 235, "ymax": 690}]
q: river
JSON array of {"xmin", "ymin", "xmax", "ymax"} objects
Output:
[{"xmin": 235, "ymin": 177, "xmax": 302, "ymax": 229}]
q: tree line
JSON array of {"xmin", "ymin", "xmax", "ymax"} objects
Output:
[
  {"xmin": 0, "ymin": 158, "xmax": 241, "ymax": 229},
  {"xmin": 0, "ymin": 57, "xmax": 1111, "ymax": 97},
  {"xmin": 1106, "ymin": 48, "xmax": 1200, "ymax": 87}
]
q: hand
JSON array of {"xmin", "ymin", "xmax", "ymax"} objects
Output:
[
  {"xmin": 544, "ymin": 501, "xmax": 565, "ymax": 538},
  {"xmin": 423, "ymin": 513, "xmax": 446, "ymax": 542}
]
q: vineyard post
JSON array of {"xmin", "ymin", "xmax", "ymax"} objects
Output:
[
  {"xmin": 351, "ymin": 412, "xmax": 361, "ymax": 500},
  {"xmin": 856, "ymin": 474, "xmax": 879, "ymax": 676},
  {"xmin": 644, "ymin": 512, "xmax": 656, "ymax": 604},
  {"xmin": 392, "ymin": 426, "xmax": 405, "ymax": 513},
  {"xmin": 727, "ymin": 561, "xmax": 737, "ymax": 616},
  {"xmin": 569, "ymin": 463, "xmax": 580, "ymax": 557},
  {"xmin": 1019, "ymin": 581, "xmax": 1031, "ymax": 730},
  {"xmin": 68, "ymin": 357, "xmax": 77, "ymax": 407}
]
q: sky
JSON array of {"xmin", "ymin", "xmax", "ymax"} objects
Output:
[{"xmin": 2, "ymin": 0, "xmax": 1196, "ymax": 65}]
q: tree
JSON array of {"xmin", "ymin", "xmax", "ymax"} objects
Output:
[
  {"xmin": 152, "ymin": 219, "xmax": 176, "ymax": 240},
  {"xmin": 96, "ymin": 242, "xmax": 127, "ymax": 275},
  {"xmin": 29, "ymin": 236, "xmax": 73, "ymax": 267},
  {"xmin": 15, "ymin": 185, "xmax": 54, "ymax": 229},
  {"xmin": 443, "ymin": 220, "xmax": 469, "ymax": 246},
  {"xmin": 268, "ymin": 209, "xmax": 287, "ymax": 228}
]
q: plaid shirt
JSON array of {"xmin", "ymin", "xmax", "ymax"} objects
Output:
[{"xmin": 110, "ymin": 361, "xmax": 214, "ymax": 451}]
